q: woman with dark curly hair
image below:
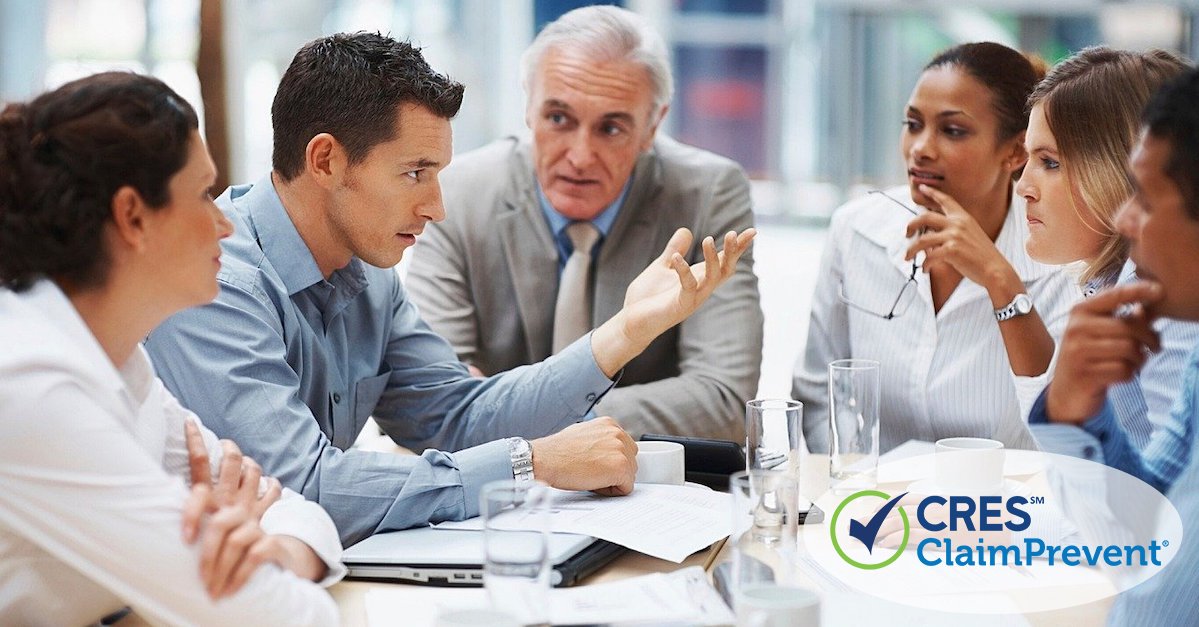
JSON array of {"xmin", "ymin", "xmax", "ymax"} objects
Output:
[{"xmin": 0, "ymin": 72, "xmax": 340, "ymax": 624}]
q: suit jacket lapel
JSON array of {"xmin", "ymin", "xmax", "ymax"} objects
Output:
[
  {"xmin": 499, "ymin": 142, "xmax": 559, "ymax": 361},
  {"xmin": 594, "ymin": 147, "xmax": 663, "ymax": 326}
]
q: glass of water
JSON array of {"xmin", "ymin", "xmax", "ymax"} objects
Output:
[
  {"xmin": 745, "ymin": 399, "xmax": 803, "ymax": 475},
  {"xmin": 480, "ymin": 480, "xmax": 551, "ymax": 625},
  {"xmin": 828, "ymin": 359, "xmax": 880, "ymax": 492},
  {"xmin": 729, "ymin": 470, "xmax": 801, "ymax": 600}
]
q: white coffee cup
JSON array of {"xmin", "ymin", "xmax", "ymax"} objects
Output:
[
  {"xmin": 434, "ymin": 608, "xmax": 521, "ymax": 627},
  {"xmin": 635, "ymin": 441, "xmax": 685, "ymax": 485},
  {"xmin": 934, "ymin": 437, "xmax": 1005, "ymax": 492},
  {"xmin": 736, "ymin": 584, "xmax": 821, "ymax": 627}
]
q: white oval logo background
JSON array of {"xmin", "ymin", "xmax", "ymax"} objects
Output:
[{"xmin": 800, "ymin": 449, "xmax": 1184, "ymax": 615}]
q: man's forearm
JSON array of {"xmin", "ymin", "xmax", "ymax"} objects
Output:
[{"xmin": 590, "ymin": 310, "xmax": 650, "ymax": 378}]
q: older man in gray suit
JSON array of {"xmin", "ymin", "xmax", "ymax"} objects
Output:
[{"xmin": 408, "ymin": 6, "xmax": 763, "ymax": 440}]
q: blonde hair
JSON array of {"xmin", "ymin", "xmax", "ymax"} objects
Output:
[{"xmin": 1028, "ymin": 47, "xmax": 1189, "ymax": 285}]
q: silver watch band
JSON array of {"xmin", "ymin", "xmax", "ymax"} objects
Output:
[
  {"xmin": 508, "ymin": 437, "xmax": 534, "ymax": 483},
  {"xmin": 995, "ymin": 293, "xmax": 1034, "ymax": 322}
]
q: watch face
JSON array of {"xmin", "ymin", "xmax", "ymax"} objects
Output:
[{"xmin": 1015, "ymin": 294, "xmax": 1033, "ymax": 314}]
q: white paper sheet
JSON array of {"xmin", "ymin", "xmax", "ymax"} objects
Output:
[{"xmin": 436, "ymin": 484, "xmax": 733, "ymax": 562}]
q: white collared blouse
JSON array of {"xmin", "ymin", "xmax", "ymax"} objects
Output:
[
  {"xmin": 0, "ymin": 281, "xmax": 343, "ymax": 626},
  {"xmin": 793, "ymin": 186, "xmax": 1080, "ymax": 453}
]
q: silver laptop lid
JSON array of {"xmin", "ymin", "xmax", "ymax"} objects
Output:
[{"xmin": 342, "ymin": 526, "xmax": 595, "ymax": 567}]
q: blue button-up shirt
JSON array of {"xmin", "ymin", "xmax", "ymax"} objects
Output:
[
  {"xmin": 1028, "ymin": 261, "xmax": 1199, "ymax": 488},
  {"xmin": 146, "ymin": 175, "xmax": 615, "ymax": 545},
  {"xmin": 1107, "ymin": 341, "xmax": 1199, "ymax": 625},
  {"xmin": 537, "ymin": 178, "xmax": 630, "ymax": 275}
]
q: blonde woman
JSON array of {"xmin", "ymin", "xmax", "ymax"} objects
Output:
[
  {"xmin": 1020, "ymin": 47, "xmax": 1188, "ymax": 290},
  {"xmin": 1020, "ymin": 48, "xmax": 1199, "ymax": 485}
]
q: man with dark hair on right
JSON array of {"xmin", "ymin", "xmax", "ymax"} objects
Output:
[
  {"xmin": 145, "ymin": 32, "xmax": 755, "ymax": 546},
  {"xmin": 1034, "ymin": 68, "xmax": 1199, "ymax": 625}
]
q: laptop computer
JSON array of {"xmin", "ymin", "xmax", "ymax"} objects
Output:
[{"xmin": 341, "ymin": 526, "xmax": 626, "ymax": 587}]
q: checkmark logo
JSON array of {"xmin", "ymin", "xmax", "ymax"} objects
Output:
[
  {"xmin": 847, "ymin": 492, "xmax": 907, "ymax": 554},
  {"xmin": 830, "ymin": 490, "xmax": 911, "ymax": 570}
]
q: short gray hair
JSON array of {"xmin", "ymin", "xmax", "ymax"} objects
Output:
[{"xmin": 520, "ymin": 5, "xmax": 674, "ymax": 111}]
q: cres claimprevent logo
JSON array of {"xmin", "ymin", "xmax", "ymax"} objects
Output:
[{"xmin": 830, "ymin": 490, "xmax": 910, "ymax": 570}]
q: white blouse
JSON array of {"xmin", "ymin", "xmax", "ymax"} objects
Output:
[
  {"xmin": 793, "ymin": 187, "xmax": 1080, "ymax": 453},
  {"xmin": 0, "ymin": 281, "xmax": 342, "ymax": 626}
]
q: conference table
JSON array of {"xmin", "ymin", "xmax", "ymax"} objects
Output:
[
  {"xmin": 114, "ymin": 432, "xmax": 1117, "ymax": 626},
  {"xmin": 329, "ymin": 527, "xmax": 1109, "ymax": 627},
  {"xmin": 115, "ymin": 528, "xmax": 1108, "ymax": 626}
]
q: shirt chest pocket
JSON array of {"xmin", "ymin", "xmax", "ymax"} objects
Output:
[{"xmin": 347, "ymin": 367, "xmax": 392, "ymax": 444}]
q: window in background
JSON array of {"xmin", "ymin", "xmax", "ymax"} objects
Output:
[
  {"xmin": 667, "ymin": 0, "xmax": 778, "ymax": 181},
  {"xmin": 43, "ymin": 0, "xmax": 202, "ymax": 125},
  {"xmin": 796, "ymin": 4, "xmax": 1192, "ymax": 219},
  {"xmin": 225, "ymin": 0, "xmax": 532, "ymax": 175},
  {"xmin": 9, "ymin": 0, "xmax": 1192, "ymax": 219},
  {"xmin": 674, "ymin": 44, "xmax": 769, "ymax": 177}
]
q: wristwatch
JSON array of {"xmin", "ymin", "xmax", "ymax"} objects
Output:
[
  {"xmin": 995, "ymin": 293, "xmax": 1034, "ymax": 322},
  {"xmin": 508, "ymin": 437, "xmax": 535, "ymax": 483}
]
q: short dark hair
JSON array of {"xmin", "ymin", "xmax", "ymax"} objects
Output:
[
  {"xmin": 1142, "ymin": 67, "xmax": 1199, "ymax": 220},
  {"xmin": 271, "ymin": 32, "xmax": 465, "ymax": 181},
  {"xmin": 0, "ymin": 72, "xmax": 199, "ymax": 292},
  {"xmin": 926, "ymin": 42, "xmax": 1046, "ymax": 143}
]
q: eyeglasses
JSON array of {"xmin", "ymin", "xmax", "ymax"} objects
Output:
[{"xmin": 837, "ymin": 190, "xmax": 923, "ymax": 320}]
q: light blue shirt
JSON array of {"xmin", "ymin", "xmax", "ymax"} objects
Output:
[
  {"xmin": 1028, "ymin": 260, "xmax": 1199, "ymax": 489},
  {"xmin": 145, "ymin": 175, "xmax": 615, "ymax": 546},
  {"xmin": 1107, "ymin": 341, "xmax": 1199, "ymax": 625},
  {"xmin": 537, "ymin": 178, "xmax": 631, "ymax": 275}
]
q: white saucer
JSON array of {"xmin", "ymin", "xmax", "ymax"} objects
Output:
[
  {"xmin": 684, "ymin": 481, "xmax": 712, "ymax": 491},
  {"xmin": 906, "ymin": 478, "xmax": 1032, "ymax": 498}
]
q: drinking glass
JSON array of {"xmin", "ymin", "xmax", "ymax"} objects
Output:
[
  {"xmin": 729, "ymin": 470, "xmax": 801, "ymax": 597},
  {"xmin": 828, "ymin": 359, "xmax": 880, "ymax": 492},
  {"xmin": 480, "ymin": 480, "xmax": 551, "ymax": 625},
  {"xmin": 745, "ymin": 399, "xmax": 802, "ymax": 476}
]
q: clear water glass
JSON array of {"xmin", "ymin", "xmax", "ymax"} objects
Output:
[
  {"xmin": 828, "ymin": 359, "xmax": 880, "ymax": 492},
  {"xmin": 729, "ymin": 470, "xmax": 800, "ymax": 593},
  {"xmin": 480, "ymin": 480, "xmax": 551, "ymax": 625},
  {"xmin": 745, "ymin": 399, "xmax": 803, "ymax": 476}
]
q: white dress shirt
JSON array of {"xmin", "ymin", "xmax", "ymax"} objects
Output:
[
  {"xmin": 793, "ymin": 187, "xmax": 1079, "ymax": 452},
  {"xmin": 0, "ymin": 281, "xmax": 342, "ymax": 626}
]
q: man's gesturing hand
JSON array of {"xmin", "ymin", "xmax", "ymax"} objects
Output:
[
  {"xmin": 621, "ymin": 227, "xmax": 756, "ymax": 344},
  {"xmin": 591, "ymin": 227, "xmax": 755, "ymax": 377}
]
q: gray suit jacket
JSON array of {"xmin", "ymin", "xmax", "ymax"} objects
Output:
[{"xmin": 407, "ymin": 136, "xmax": 763, "ymax": 440}]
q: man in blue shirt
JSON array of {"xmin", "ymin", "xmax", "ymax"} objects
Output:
[
  {"xmin": 1032, "ymin": 69, "xmax": 1199, "ymax": 625},
  {"xmin": 145, "ymin": 33, "xmax": 755, "ymax": 546}
]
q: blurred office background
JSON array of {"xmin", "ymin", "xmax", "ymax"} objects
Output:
[
  {"xmin": 2, "ymin": 0, "xmax": 1196, "ymax": 395},
  {"xmin": 4, "ymin": 0, "xmax": 1196, "ymax": 217}
]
